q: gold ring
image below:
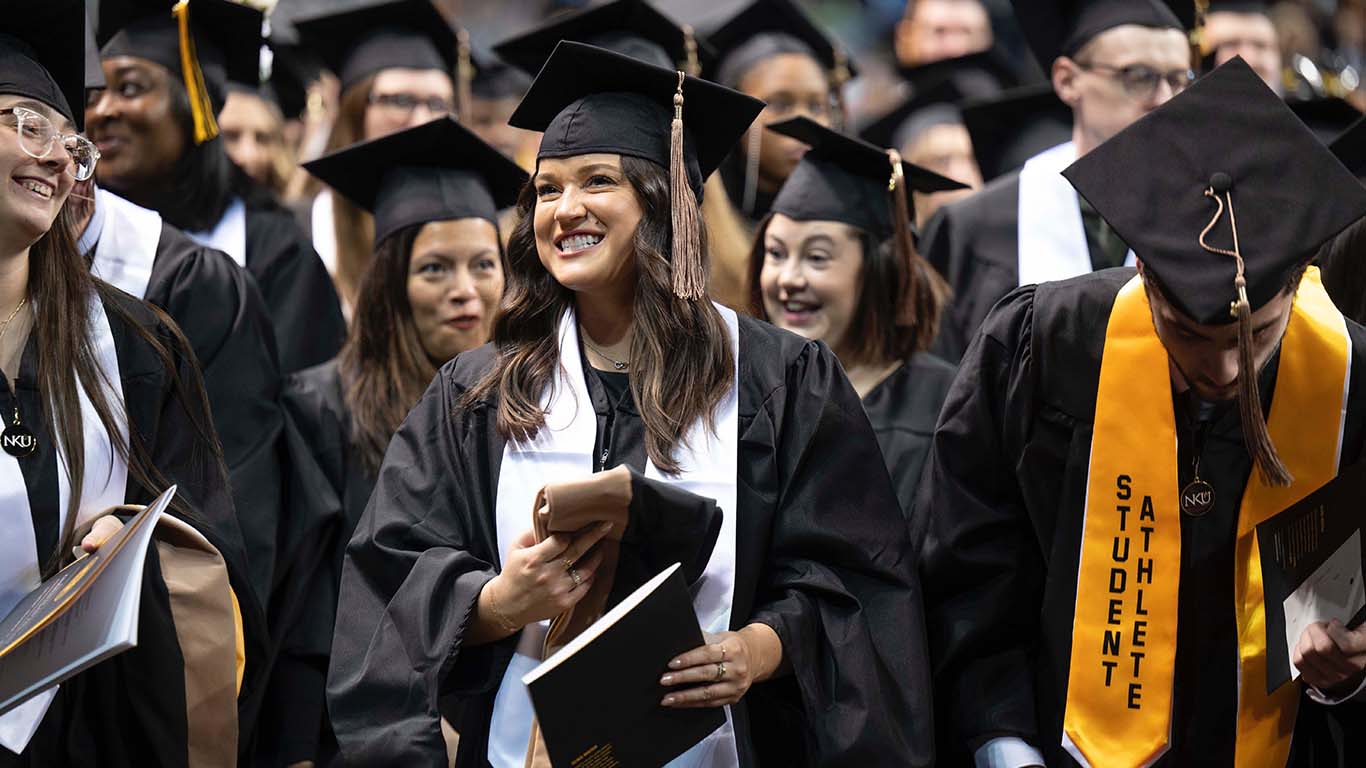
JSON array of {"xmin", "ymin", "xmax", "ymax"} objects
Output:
[
  {"xmin": 720, "ymin": 646, "xmax": 726, "ymax": 662},
  {"xmin": 715, "ymin": 661, "xmax": 726, "ymax": 681},
  {"xmin": 563, "ymin": 558, "xmax": 575, "ymax": 570}
]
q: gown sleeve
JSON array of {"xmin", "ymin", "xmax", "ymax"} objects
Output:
[
  {"xmin": 327, "ymin": 367, "xmax": 513, "ymax": 767},
  {"xmin": 910, "ymin": 286, "xmax": 1047, "ymax": 756},
  {"xmin": 747, "ymin": 339, "xmax": 936, "ymax": 767},
  {"xmin": 244, "ymin": 210, "xmax": 346, "ymax": 375}
]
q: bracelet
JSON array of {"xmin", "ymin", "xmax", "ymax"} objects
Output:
[{"xmin": 485, "ymin": 583, "xmax": 521, "ymax": 634}]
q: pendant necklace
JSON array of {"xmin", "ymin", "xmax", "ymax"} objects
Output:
[
  {"xmin": 580, "ymin": 328, "xmax": 630, "ymax": 371},
  {"xmin": 1181, "ymin": 418, "xmax": 1215, "ymax": 517},
  {"xmin": 0, "ymin": 298, "xmax": 34, "ymax": 458}
]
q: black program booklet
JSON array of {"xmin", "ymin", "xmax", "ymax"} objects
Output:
[
  {"xmin": 1257, "ymin": 461, "xmax": 1366, "ymax": 692},
  {"xmin": 523, "ymin": 562, "xmax": 725, "ymax": 768}
]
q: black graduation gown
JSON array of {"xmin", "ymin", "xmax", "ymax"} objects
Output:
[
  {"xmin": 138, "ymin": 223, "xmax": 286, "ymax": 610},
  {"xmin": 328, "ymin": 316, "xmax": 936, "ymax": 767},
  {"xmin": 913, "ymin": 268, "xmax": 1366, "ymax": 766},
  {"xmin": 861, "ymin": 353, "xmax": 956, "ymax": 516},
  {"xmin": 241, "ymin": 203, "xmax": 346, "ymax": 375},
  {"xmin": 0, "ymin": 285, "xmax": 269, "ymax": 767}
]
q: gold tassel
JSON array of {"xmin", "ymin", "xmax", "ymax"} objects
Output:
[
  {"xmin": 669, "ymin": 71, "xmax": 705, "ymax": 301},
  {"xmin": 1199, "ymin": 183, "xmax": 1293, "ymax": 487},
  {"xmin": 683, "ymin": 25, "xmax": 699, "ymax": 77},
  {"xmin": 887, "ymin": 149, "xmax": 918, "ymax": 326},
  {"xmin": 172, "ymin": 0, "xmax": 219, "ymax": 145},
  {"xmin": 457, "ymin": 28, "xmax": 473, "ymax": 122}
]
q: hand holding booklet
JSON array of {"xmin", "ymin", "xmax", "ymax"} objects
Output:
[{"xmin": 0, "ymin": 486, "xmax": 177, "ymax": 717}]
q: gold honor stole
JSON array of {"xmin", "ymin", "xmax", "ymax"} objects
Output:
[{"xmin": 1062, "ymin": 269, "xmax": 1349, "ymax": 768}]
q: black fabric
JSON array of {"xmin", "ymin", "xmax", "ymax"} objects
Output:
[
  {"xmin": 0, "ymin": 2, "xmax": 87, "ymax": 129},
  {"xmin": 327, "ymin": 316, "xmax": 935, "ymax": 767},
  {"xmin": 962, "ymin": 83, "xmax": 1074, "ymax": 182},
  {"xmin": 768, "ymin": 116, "xmax": 965, "ymax": 238},
  {"xmin": 1011, "ymin": 0, "xmax": 1189, "ymax": 73},
  {"xmin": 510, "ymin": 42, "xmax": 764, "ymax": 199},
  {"xmin": 292, "ymin": 0, "xmax": 456, "ymax": 93},
  {"xmin": 912, "ymin": 268, "xmax": 1366, "ymax": 766},
  {"xmin": 0, "ymin": 286, "xmax": 269, "ymax": 766},
  {"xmin": 703, "ymin": 0, "xmax": 857, "ymax": 86},
  {"xmin": 861, "ymin": 354, "xmax": 957, "ymax": 516},
  {"xmin": 241, "ymin": 203, "xmax": 346, "ymax": 374},
  {"xmin": 98, "ymin": 0, "xmax": 264, "ymax": 114},
  {"xmin": 302, "ymin": 117, "xmax": 527, "ymax": 244},
  {"xmin": 1064, "ymin": 58, "xmax": 1366, "ymax": 325},
  {"xmin": 1288, "ymin": 96, "xmax": 1364, "ymax": 144},
  {"xmin": 1331, "ymin": 115, "xmax": 1366, "ymax": 177},
  {"xmin": 493, "ymin": 0, "xmax": 713, "ymax": 77}
]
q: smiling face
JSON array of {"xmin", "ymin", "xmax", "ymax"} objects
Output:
[
  {"xmin": 532, "ymin": 153, "xmax": 644, "ymax": 300},
  {"xmin": 406, "ymin": 217, "xmax": 504, "ymax": 363},
  {"xmin": 759, "ymin": 214, "xmax": 864, "ymax": 355},
  {"xmin": 0, "ymin": 95, "xmax": 76, "ymax": 251},
  {"xmin": 738, "ymin": 54, "xmax": 830, "ymax": 192},
  {"xmin": 86, "ymin": 56, "xmax": 187, "ymax": 192}
]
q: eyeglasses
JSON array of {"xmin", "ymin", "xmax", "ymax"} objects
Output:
[
  {"xmin": 368, "ymin": 92, "xmax": 454, "ymax": 116},
  {"xmin": 1075, "ymin": 62, "xmax": 1197, "ymax": 101},
  {"xmin": 0, "ymin": 107, "xmax": 100, "ymax": 181}
]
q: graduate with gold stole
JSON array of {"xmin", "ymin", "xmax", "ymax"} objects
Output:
[{"xmin": 915, "ymin": 57, "xmax": 1366, "ymax": 767}]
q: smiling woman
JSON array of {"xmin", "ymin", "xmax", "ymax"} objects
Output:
[{"xmin": 328, "ymin": 42, "xmax": 939, "ymax": 768}]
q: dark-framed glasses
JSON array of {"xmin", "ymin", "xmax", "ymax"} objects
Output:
[
  {"xmin": 367, "ymin": 92, "xmax": 454, "ymax": 116},
  {"xmin": 1077, "ymin": 62, "xmax": 1196, "ymax": 101},
  {"xmin": 0, "ymin": 106, "xmax": 100, "ymax": 181}
]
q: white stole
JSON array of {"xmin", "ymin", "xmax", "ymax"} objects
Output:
[
  {"xmin": 487, "ymin": 304, "xmax": 741, "ymax": 768},
  {"xmin": 309, "ymin": 190, "xmax": 338, "ymax": 277},
  {"xmin": 90, "ymin": 189, "xmax": 161, "ymax": 300},
  {"xmin": 187, "ymin": 198, "xmax": 247, "ymax": 268},
  {"xmin": 1017, "ymin": 141, "xmax": 1135, "ymax": 287},
  {"xmin": 0, "ymin": 293, "xmax": 129, "ymax": 753}
]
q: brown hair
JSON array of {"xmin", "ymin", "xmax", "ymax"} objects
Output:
[
  {"xmin": 747, "ymin": 215, "xmax": 949, "ymax": 364},
  {"xmin": 339, "ymin": 222, "xmax": 504, "ymax": 473},
  {"xmin": 34, "ymin": 206, "xmax": 223, "ymax": 576},
  {"xmin": 465, "ymin": 156, "xmax": 733, "ymax": 474},
  {"xmin": 325, "ymin": 76, "xmax": 378, "ymax": 310}
]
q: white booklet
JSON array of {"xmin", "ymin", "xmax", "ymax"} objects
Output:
[{"xmin": 0, "ymin": 486, "xmax": 177, "ymax": 718}]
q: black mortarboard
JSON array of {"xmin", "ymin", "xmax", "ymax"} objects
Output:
[
  {"xmin": 860, "ymin": 49, "xmax": 1026, "ymax": 152},
  {"xmin": 858, "ymin": 81, "xmax": 966, "ymax": 155},
  {"xmin": 769, "ymin": 116, "xmax": 966, "ymax": 238},
  {"xmin": 1064, "ymin": 57, "xmax": 1366, "ymax": 325},
  {"xmin": 84, "ymin": 11, "xmax": 107, "ymax": 94},
  {"xmin": 1011, "ymin": 0, "xmax": 1192, "ymax": 74},
  {"xmin": 1065, "ymin": 57, "xmax": 1366, "ymax": 486},
  {"xmin": 303, "ymin": 116, "xmax": 527, "ymax": 245},
  {"xmin": 470, "ymin": 49, "xmax": 530, "ymax": 102},
  {"xmin": 1287, "ymin": 97, "xmax": 1364, "ymax": 144},
  {"xmin": 1330, "ymin": 115, "xmax": 1366, "ymax": 178},
  {"xmin": 493, "ymin": 0, "xmax": 714, "ymax": 77},
  {"xmin": 704, "ymin": 0, "xmax": 858, "ymax": 90},
  {"xmin": 293, "ymin": 0, "xmax": 456, "ymax": 93},
  {"xmin": 99, "ymin": 0, "xmax": 263, "ymax": 142},
  {"xmin": 895, "ymin": 46, "xmax": 1025, "ymax": 99},
  {"xmin": 0, "ymin": 0, "xmax": 86, "ymax": 129},
  {"xmin": 262, "ymin": 40, "xmax": 319, "ymax": 121},
  {"xmin": 962, "ymin": 83, "xmax": 1074, "ymax": 181},
  {"xmin": 510, "ymin": 41, "xmax": 763, "ymax": 299}
]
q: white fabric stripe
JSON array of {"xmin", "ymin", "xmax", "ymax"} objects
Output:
[
  {"xmin": 186, "ymin": 198, "xmax": 247, "ymax": 268},
  {"xmin": 489, "ymin": 304, "xmax": 741, "ymax": 768},
  {"xmin": 90, "ymin": 189, "xmax": 161, "ymax": 301}
]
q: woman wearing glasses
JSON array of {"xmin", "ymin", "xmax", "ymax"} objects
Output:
[
  {"xmin": 88, "ymin": 0, "xmax": 344, "ymax": 375},
  {"xmin": 294, "ymin": 0, "xmax": 461, "ymax": 318},
  {"xmin": 0, "ymin": 8, "xmax": 267, "ymax": 766}
]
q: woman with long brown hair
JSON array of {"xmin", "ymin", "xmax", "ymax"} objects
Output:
[
  {"xmin": 259, "ymin": 116, "xmax": 524, "ymax": 767},
  {"xmin": 0, "ymin": 7, "xmax": 266, "ymax": 766},
  {"xmin": 328, "ymin": 42, "xmax": 935, "ymax": 767},
  {"xmin": 750, "ymin": 117, "xmax": 964, "ymax": 513},
  {"xmin": 294, "ymin": 0, "xmax": 460, "ymax": 318}
]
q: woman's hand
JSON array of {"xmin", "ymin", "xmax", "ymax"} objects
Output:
[
  {"xmin": 1294, "ymin": 619, "xmax": 1366, "ymax": 695},
  {"xmin": 484, "ymin": 520, "xmax": 613, "ymax": 630},
  {"xmin": 78, "ymin": 515, "xmax": 126, "ymax": 555},
  {"xmin": 659, "ymin": 623, "xmax": 783, "ymax": 708}
]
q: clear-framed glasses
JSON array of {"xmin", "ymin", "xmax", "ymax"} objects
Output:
[
  {"xmin": 0, "ymin": 106, "xmax": 100, "ymax": 181},
  {"xmin": 1076, "ymin": 62, "xmax": 1197, "ymax": 101},
  {"xmin": 367, "ymin": 91, "xmax": 454, "ymax": 117}
]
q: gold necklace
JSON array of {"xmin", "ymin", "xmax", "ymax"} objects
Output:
[
  {"xmin": 579, "ymin": 327, "xmax": 630, "ymax": 371},
  {"xmin": 0, "ymin": 298, "xmax": 28, "ymax": 346}
]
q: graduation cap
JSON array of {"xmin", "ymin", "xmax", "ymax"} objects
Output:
[
  {"xmin": 261, "ymin": 40, "xmax": 320, "ymax": 121},
  {"xmin": 1011, "ymin": 0, "xmax": 1192, "ymax": 74},
  {"xmin": 894, "ymin": 46, "xmax": 1025, "ymax": 98},
  {"xmin": 493, "ymin": 0, "xmax": 714, "ymax": 77},
  {"xmin": 84, "ymin": 11, "xmax": 107, "ymax": 94},
  {"xmin": 1063, "ymin": 57, "xmax": 1366, "ymax": 485},
  {"xmin": 861, "ymin": 49, "xmax": 1027, "ymax": 152},
  {"xmin": 704, "ymin": 0, "xmax": 858, "ymax": 90},
  {"xmin": 0, "ymin": 0, "xmax": 86, "ymax": 130},
  {"xmin": 1287, "ymin": 96, "xmax": 1363, "ymax": 144},
  {"xmin": 470, "ymin": 49, "xmax": 530, "ymax": 102},
  {"xmin": 770, "ymin": 116, "xmax": 966, "ymax": 238},
  {"xmin": 293, "ymin": 0, "xmax": 458, "ymax": 94},
  {"xmin": 302, "ymin": 116, "xmax": 528, "ymax": 245},
  {"xmin": 1330, "ymin": 115, "xmax": 1366, "ymax": 178},
  {"xmin": 858, "ymin": 81, "xmax": 967, "ymax": 156},
  {"xmin": 510, "ymin": 41, "xmax": 764, "ymax": 300},
  {"xmin": 99, "ymin": 0, "xmax": 264, "ymax": 144},
  {"xmin": 962, "ymin": 83, "xmax": 1074, "ymax": 181}
]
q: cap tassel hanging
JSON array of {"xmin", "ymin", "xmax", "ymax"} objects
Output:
[
  {"xmin": 1199, "ymin": 172, "xmax": 1293, "ymax": 487},
  {"xmin": 456, "ymin": 28, "xmax": 473, "ymax": 122},
  {"xmin": 682, "ymin": 25, "xmax": 700, "ymax": 77},
  {"xmin": 670, "ymin": 71, "xmax": 705, "ymax": 301},
  {"xmin": 887, "ymin": 149, "xmax": 919, "ymax": 326},
  {"xmin": 172, "ymin": 0, "xmax": 218, "ymax": 145}
]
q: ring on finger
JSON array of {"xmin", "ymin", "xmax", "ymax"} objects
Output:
[
  {"xmin": 715, "ymin": 661, "xmax": 726, "ymax": 681},
  {"xmin": 562, "ymin": 557, "xmax": 575, "ymax": 571},
  {"xmin": 569, "ymin": 568, "xmax": 582, "ymax": 587}
]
